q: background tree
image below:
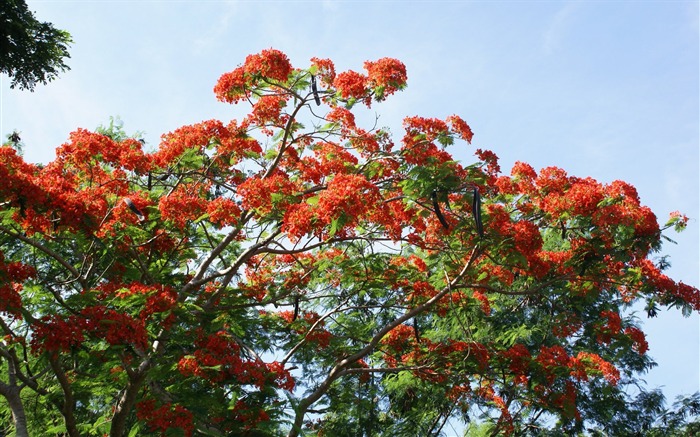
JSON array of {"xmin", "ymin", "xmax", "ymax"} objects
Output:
[
  {"xmin": 0, "ymin": 49, "xmax": 698, "ymax": 436},
  {"xmin": 0, "ymin": 0, "xmax": 72, "ymax": 91}
]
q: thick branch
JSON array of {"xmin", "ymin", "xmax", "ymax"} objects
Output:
[
  {"xmin": 109, "ymin": 359, "xmax": 150, "ymax": 437},
  {"xmin": 0, "ymin": 353, "xmax": 29, "ymax": 437},
  {"xmin": 48, "ymin": 356, "xmax": 80, "ymax": 437},
  {"xmin": 0, "ymin": 383, "xmax": 28, "ymax": 437}
]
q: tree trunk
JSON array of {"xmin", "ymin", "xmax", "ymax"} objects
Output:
[
  {"xmin": 0, "ymin": 351, "xmax": 29, "ymax": 437},
  {"xmin": 1, "ymin": 384, "xmax": 29, "ymax": 437},
  {"xmin": 110, "ymin": 360, "xmax": 149, "ymax": 437}
]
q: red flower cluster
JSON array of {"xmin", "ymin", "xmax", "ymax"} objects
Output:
[
  {"xmin": 206, "ymin": 197, "xmax": 242, "ymax": 228},
  {"xmin": 155, "ymin": 119, "xmax": 254, "ymax": 167},
  {"xmin": 97, "ymin": 281, "xmax": 178, "ymax": 318},
  {"xmin": 55, "ymin": 128, "xmax": 151, "ymax": 174},
  {"xmin": 596, "ymin": 310, "xmax": 622, "ymax": 344},
  {"xmin": 574, "ymin": 352, "xmax": 621, "ymax": 385},
  {"xmin": 364, "ymin": 57, "xmax": 407, "ymax": 99},
  {"xmin": 624, "ymin": 326, "xmax": 649, "ymax": 354},
  {"xmin": 401, "ymin": 116, "xmax": 456, "ymax": 166},
  {"xmin": 315, "ymin": 173, "xmax": 382, "ymax": 235},
  {"xmin": 333, "ymin": 70, "xmax": 368, "ymax": 101},
  {"xmin": 244, "ymin": 48, "xmax": 292, "ymax": 81},
  {"xmin": 214, "ymin": 48, "xmax": 291, "ymax": 104},
  {"xmin": 249, "ymin": 95, "xmax": 289, "ymax": 132},
  {"xmin": 381, "ymin": 324, "xmax": 415, "ymax": 354},
  {"xmin": 472, "ymin": 290, "xmax": 491, "ymax": 315},
  {"xmin": 0, "ymin": 253, "xmax": 36, "ymax": 316},
  {"xmin": 238, "ymin": 172, "xmax": 300, "ymax": 216},
  {"xmin": 310, "ymin": 57, "xmax": 336, "ymax": 85},
  {"xmin": 636, "ymin": 258, "xmax": 700, "ymax": 311},
  {"xmin": 177, "ymin": 330, "xmax": 295, "ymax": 391},
  {"xmin": 214, "ymin": 68, "xmax": 247, "ymax": 103},
  {"xmin": 136, "ymin": 399, "xmax": 194, "ymax": 437},
  {"xmin": 447, "ymin": 115, "xmax": 474, "ymax": 144},
  {"xmin": 31, "ymin": 306, "xmax": 148, "ymax": 355},
  {"xmin": 31, "ymin": 314, "xmax": 86, "ymax": 354},
  {"xmin": 158, "ymin": 186, "xmax": 208, "ymax": 230},
  {"xmin": 535, "ymin": 346, "xmax": 620, "ymax": 387},
  {"xmin": 501, "ymin": 344, "xmax": 531, "ymax": 385}
]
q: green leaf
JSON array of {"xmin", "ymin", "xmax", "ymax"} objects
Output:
[
  {"xmin": 329, "ymin": 217, "xmax": 340, "ymax": 237},
  {"xmin": 128, "ymin": 423, "xmax": 142, "ymax": 437}
]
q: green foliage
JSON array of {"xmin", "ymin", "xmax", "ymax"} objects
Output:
[
  {"xmin": 0, "ymin": 0, "xmax": 72, "ymax": 91},
  {"xmin": 0, "ymin": 50, "xmax": 697, "ymax": 437}
]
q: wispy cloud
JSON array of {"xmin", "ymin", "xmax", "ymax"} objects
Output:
[
  {"xmin": 191, "ymin": 2, "xmax": 241, "ymax": 56},
  {"xmin": 542, "ymin": 2, "xmax": 581, "ymax": 55}
]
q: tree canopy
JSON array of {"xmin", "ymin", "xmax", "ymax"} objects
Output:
[
  {"xmin": 0, "ymin": 0, "xmax": 72, "ymax": 91},
  {"xmin": 0, "ymin": 49, "xmax": 698, "ymax": 436}
]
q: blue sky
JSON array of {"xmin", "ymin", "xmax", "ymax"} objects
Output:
[{"xmin": 3, "ymin": 0, "xmax": 698, "ymax": 410}]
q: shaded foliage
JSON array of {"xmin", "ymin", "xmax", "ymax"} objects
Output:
[{"xmin": 0, "ymin": 0, "xmax": 72, "ymax": 90}]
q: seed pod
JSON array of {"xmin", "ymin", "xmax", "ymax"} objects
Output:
[
  {"xmin": 472, "ymin": 187, "xmax": 483, "ymax": 238},
  {"xmin": 311, "ymin": 75, "xmax": 321, "ymax": 106},
  {"xmin": 431, "ymin": 191, "xmax": 449, "ymax": 230},
  {"xmin": 293, "ymin": 296, "xmax": 300, "ymax": 321}
]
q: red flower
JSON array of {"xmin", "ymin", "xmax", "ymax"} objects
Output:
[
  {"xmin": 333, "ymin": 70, "xmax": 368, "ymax": 100},
  {"xmin": 447, "ymin": 115, "xmax": 474, "ymax": 144},
  {"xmin": 237, "ymin": 172, "xmax": 299, "ymax": 216},
  {"xmin": 364, "ymin": 57, "xmax": 407, "ymax": 98},
  {"xmin": 158, "ymin": 186, "xmax": 208, "ymax": 230},
  {"xmin": 311, "ymin": 57, "xmax": 336, "ymax": 85},
  {"xmin": 207, "ymin": 197, "xmax": 242, "ymax": 228},
  {"xmin": 214, "ymin": 67, "xmax": 247, "ymax": 103},
  {"xmin": 472, "ymin": 290, "xmax": 491, "ymax": 315},
  {"xmin": 624, "ymin": 326, "xmax": 649, "ymax": 354},
  {"xmin": 244, "ymin": 48, "xmax": 291, "ymax": 81},
  {"xmin": 249, "ymin": 95, "xmax": 288, "ymax": 127},
  {"xmin": 136, "ymin": 400, "xmax": 194, "ymax": 437},
  {"xmin": 501, "ymin": 344, "xmax": 531, "ymax": 383},
  {"xmin": 576, "ymin": 352, "xmax": 620, "ymax": 385}
]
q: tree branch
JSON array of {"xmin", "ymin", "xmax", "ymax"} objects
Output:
[
  {"xmin": 287, "ymin": 245, "xmax": 482, "ymax": 437},
  {"xmin": 0, "ymin": 225, "xmax": 86, "ymax": 290}
]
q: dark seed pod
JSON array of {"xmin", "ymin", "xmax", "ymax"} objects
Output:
[
  {"xmin": 472, "ymin": 187, "xmax": 483, "ymax": 238},
  {"xmin": 311, "ymin": 75, "xmax": 321, "ymax": 106},
  {"xmin": 431, "ymin": 191, "xmax": 449, "ymax": 230},
  {"xmin": 293, "ymin": 295, "xmax": 300, "ymax": 321}
]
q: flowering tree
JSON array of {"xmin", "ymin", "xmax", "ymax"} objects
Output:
[{"xmin": 0, "ymin": 49, "xmax": 698, "ymax": 436}]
